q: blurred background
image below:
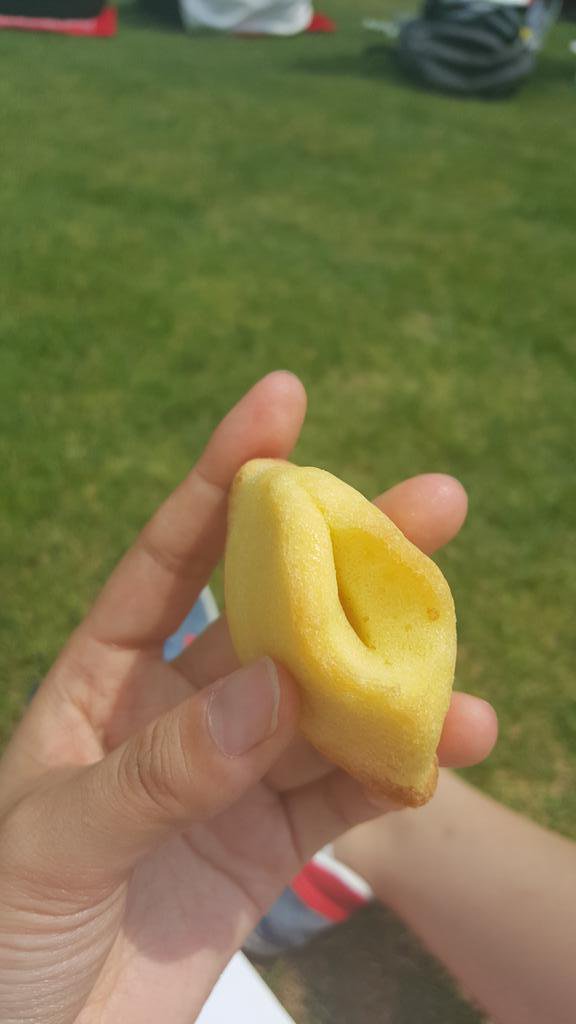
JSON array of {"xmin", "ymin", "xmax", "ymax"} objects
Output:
[{"xmin": 1, "ymin": 1, "xmax": 575, "ymax": 1019}]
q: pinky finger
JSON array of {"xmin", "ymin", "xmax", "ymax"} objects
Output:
[{"xmin": 438, "ymin": 692, "xmax": 498, "ymax": 769}]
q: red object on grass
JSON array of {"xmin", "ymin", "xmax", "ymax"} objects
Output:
[
  {"xmin": 292, "ymin": 861, "xmax": 369, "ymax": 923},
  {"xmin": 306, "ymin": 10, "xmax": 336, "ymax": 32},
  {"xmin": 0, "ymin": 5, "xmax": 117, "ymax": 34}
]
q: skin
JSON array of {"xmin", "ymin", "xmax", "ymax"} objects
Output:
[
  {"xmin": 0, "ymin": 372, "xmax": 497, "ymax": 1024},
  {"xmin": 336, "ymin": 771, "xmax": 576, "ymax": 1024}
]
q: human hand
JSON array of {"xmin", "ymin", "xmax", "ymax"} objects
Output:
[{"xmin": 0, "ymin": 372, "xmax": 497, "ymax": 1024}]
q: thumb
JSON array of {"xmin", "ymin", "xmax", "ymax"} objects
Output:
[{"xmin": 4, "ymin": 659, "xmax": 298, "ymax": 885}]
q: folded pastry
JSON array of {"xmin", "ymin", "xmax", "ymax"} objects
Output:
[{"xmin": 225, "ymin": 460, "xmax": 456, "ymax": 806}]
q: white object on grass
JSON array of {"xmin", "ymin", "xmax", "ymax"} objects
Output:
[
  {"xmin": 197, "ymin": 953, "xmax": 296, "ymax": 1023},
  {"xmin": 199, "ymin": 585, "xmax": 219, "ymax": 623},
  {"xmin": 362, "ymin": 17, "xmax": 402, "ymax": 37},
  {"xmin": 179, "ymin": 0, "xmax": 312, "ymax": 35}
]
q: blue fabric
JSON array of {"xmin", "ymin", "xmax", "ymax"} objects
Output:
[
  {"xmin": 164, "ymin": 591, "xmax": 217, "ymax": 660},
  {"xmin": 244, "ymin": 886, "xmax": 330, "ymax": 958}
]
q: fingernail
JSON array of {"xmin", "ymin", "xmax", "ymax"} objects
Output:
[{"xmin": 208, "ymin": 658, "xmax": 280, "ymax": 757}]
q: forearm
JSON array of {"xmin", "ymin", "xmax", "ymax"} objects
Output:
[{"xmin": 336, "ymin": 772, "xmax": 576, "ymax": 1024}]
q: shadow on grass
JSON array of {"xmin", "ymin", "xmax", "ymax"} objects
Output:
[
  {"xmin": 294, "ymin": 42, "xmax": 573, "ymax": 101},
  {"xmin": 256, "ymin": 904, "xmax": 485, "ymax": 1024},
  {"xmin": 292, "ymin": 45, "xmax": 401, "ymax": 83},
  {"xmin": 532, "ymin": 50, "xmax": 575, "ymax": 89},
  {"xmin": 119, "ymin": 0, "xmax": 183, "ymax": 32},
  {"xmin": 291, "ymin": 46, "xmax": 497, "ymax": 102}
]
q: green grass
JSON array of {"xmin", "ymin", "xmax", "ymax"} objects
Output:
[{"xmin": 1, "ymin": 5, "xmax": 575, "ymax": 1019}]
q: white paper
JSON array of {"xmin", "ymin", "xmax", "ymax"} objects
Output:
[
  {"xmin": 197, "ymin": 953, "xmax": 296, "ymax": 1023},
  {"xmin": 179, "ymin": 0, "xmax": 313, "ymax": 34}
]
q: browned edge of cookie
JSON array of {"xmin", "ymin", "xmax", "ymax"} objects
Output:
[
  {"xmin": 358, "ymin": 757, "xmax": 439, "ymax": 808},
  {"xmin": 308, "ymin": 736, "xmax": 439, "ymax": 808}
]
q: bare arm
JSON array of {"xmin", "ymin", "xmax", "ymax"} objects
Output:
[{"xmin": 336, "ymin": 771, "xmax": 576, "ymax": 1024}]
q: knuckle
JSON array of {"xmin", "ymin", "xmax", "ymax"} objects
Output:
[
  {"xmin": 119, "ymin": 719, "xmax": 188, "ymax": 823},
  {"xmin": 0, "ymin": 797, "xmax": 30, "ymax": 874},
  {"xmin": 0, "ymin": 793, "xmax": 55, "ymax": 895}
]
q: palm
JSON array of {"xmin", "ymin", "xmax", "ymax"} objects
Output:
[
  {"xmin": 114, "ymin": 784, "xmax": 295, "ymax": 991},
  {"xmin": 44, "ymin": 637, "xmax": 312, "ymax": 1021}
]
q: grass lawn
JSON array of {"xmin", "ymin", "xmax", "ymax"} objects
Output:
[{"xmin": 1, "ymin": 3, "xmax": 575, "ymax": 1020}]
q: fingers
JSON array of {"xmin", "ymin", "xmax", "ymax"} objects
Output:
[
  {"xmin": 270, "ymin": 691, "xmax": 498, "ymax": 792},
  {"xmin": 175, "ymin": 621, "xmax": 334, "ymax": 789},
  {"xmin": 173, "ymin": 607, "xmax": 498, "ymax": 786},
  {"xmin": 282, "ymin": 770, "xmax": 396, "ymax": 864},
  {"xmin": 280, "ymin": 690, "xmax": 499, "ymax": 862},
  {"xmin": 438, "ymin": 692, "xmax": 498, "ymax": 768},
  {"xmin": 82, "ymin": 372, "xmax": 307, "ymax": 650},
  {"xmin": 269, "ymin": 690, "xmax": 498, "ymax": 797},
  {"xmin": 4, "ymin": 660, "xmax": 299, "ymax": 884},
  {"xmin": 176, "ymin": 638, "xmax": 498, "ymax": 788},
  {"xmin": 266, "ymin": 735, "xmax": 333, "ymax": 790},
  {"xmin": 373, "ymin": 473, "xmax": 468, "ymax": 555}
]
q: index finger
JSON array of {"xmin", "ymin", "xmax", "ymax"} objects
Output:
[{"xmin": 81, "ymin": 372, "xmax": 307, "ymax": 650}]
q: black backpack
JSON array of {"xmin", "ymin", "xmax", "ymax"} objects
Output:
[
  {"xmin": 397, "ymin": 0, "xmax": 560, "ymax": 95},
  {"xmin": 0, "ymin": 1, "xmax": 103, "ymax": 13}
]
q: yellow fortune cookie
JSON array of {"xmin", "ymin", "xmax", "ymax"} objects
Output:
[{"xmin": 225, "ymin": 460, "xmax": 456, "ymax": 806}]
